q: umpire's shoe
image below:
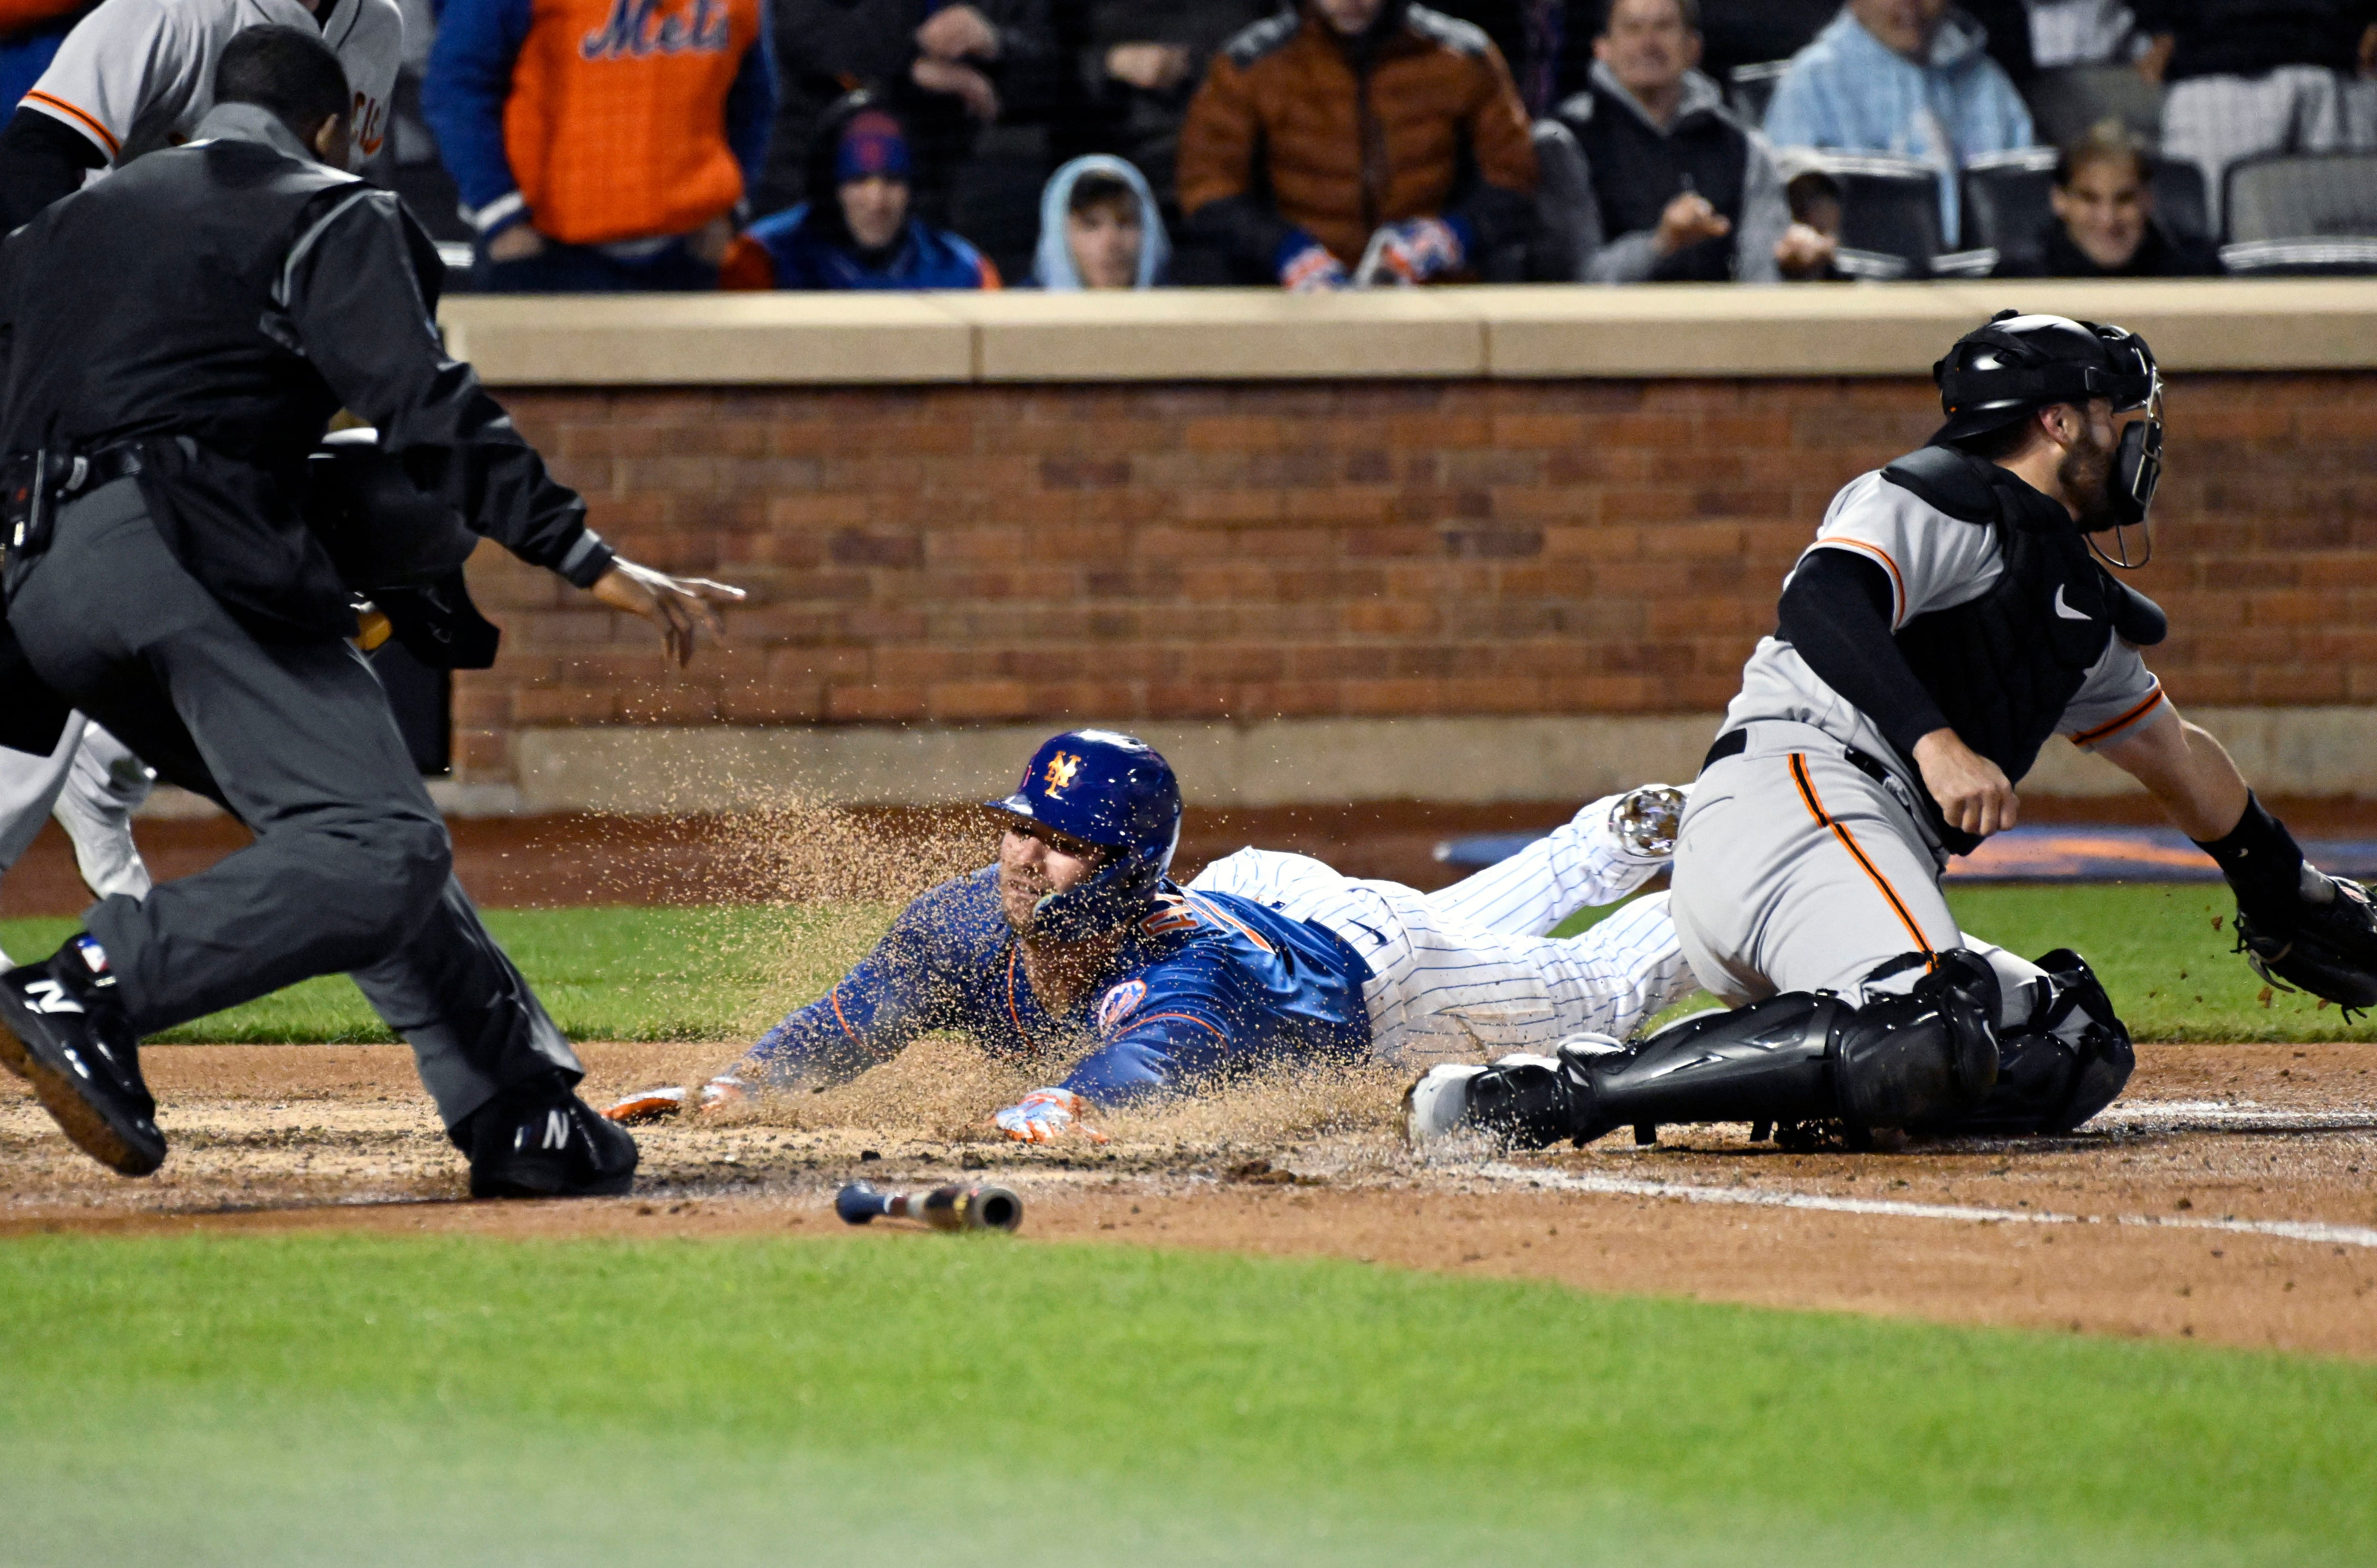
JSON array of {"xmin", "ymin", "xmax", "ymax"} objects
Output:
[
  {"xmin": 0, "ymin": 934, "xmax": 164, "ymax": 1176},
  {"xmin": 463, "ymin": 1071, "xmax": 639, "ymax": 1199}
]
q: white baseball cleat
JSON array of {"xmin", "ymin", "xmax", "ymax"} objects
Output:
[{"xmin": 1402, "ymin": 1037, "xmax": 1629, "ymax": 1147}]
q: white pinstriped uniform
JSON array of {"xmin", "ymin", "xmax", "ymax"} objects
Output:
[{"xmin": 1188, "ymin": 794, "xmax": 1700, "ymax": 1069}]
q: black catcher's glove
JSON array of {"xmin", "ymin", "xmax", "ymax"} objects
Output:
[
  {"xmin": 2201, "ymin": 795, "xmax": 2377, "ymax": 1012},
  {"xmin": 2233, "ymin": 868, "xmax": 2377, "ymax": 1013}
]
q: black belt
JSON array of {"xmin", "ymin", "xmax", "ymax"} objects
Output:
[
  {"xmin": 1701, "ymin": 725, "xmax": 1900, "ymax": 790},
  {"xmin": 3, "ymin": 442, "xmax": 145, "ymax": 558}
]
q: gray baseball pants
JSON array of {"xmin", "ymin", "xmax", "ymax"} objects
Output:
[
  {"xmin": 1668, "ymin": 721, "xmax": 2048, "ymax": 1030},
  {"xmin": 3, "ymin": 477, "xmax": 580, "ymax": 1129}
]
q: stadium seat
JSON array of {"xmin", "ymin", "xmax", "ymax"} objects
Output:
[
  {"xmin": 1817, "ymin": 152, "xmax": 1951, "ymax": 277},
  {"xmin": 2224, "ymin": 151, "xmax": 2377, "ymax": 244},
  {"xmin": 2218, "ymin": 238, "xmax": 2377, "ymax": 276},
  {"xmin": 1528, "ymin": 118, "xmax": 1591, "ymax": 281},
  {"xmin": 1961, "ymin": 147, "xmax": 2058, "ymax": 270},
  {"xmin": 2150, "ymin": 159, "xmax": 2212, "ymax": 244},
  {"xmin": 1727, "ymin": 59, "xmax": 1791, "ymax": 125}
]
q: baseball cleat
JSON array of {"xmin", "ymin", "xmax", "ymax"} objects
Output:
[
  {"xmin": 602, "ymin": 1074, "xmax": 748, "ymax": 1124},
  {"xmin": 465, "ymin": 1073, "xmax": 639, "ymax": 1198},
  {"xmin": 1401, "ymin": 1063, "xmax": 1490, "ymax": 1145},
  {"xmin": 0, "ymin": 935, "xmax": 164, "ymax": 1177},
  {"xmin": 1609, "ymin": 784, "xmax": 1689, "ymax": 861}
]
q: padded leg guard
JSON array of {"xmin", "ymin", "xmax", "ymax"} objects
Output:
[
  {"xmin": 1940, "ymin": 949, "xmax": 2134, "ymax": 1135},
  {"xmin": 1442, "ymin": 951, "xmax": 2001, "ymax": 1149}
]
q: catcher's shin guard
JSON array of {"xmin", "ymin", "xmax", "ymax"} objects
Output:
[
  {"xmin": 1426, "ymin": 951, "xmax": 2000, "ymax": 1149},
  {"xmin": 1942, "ymin": 949, "xmax": 2134, "ymax": 1135}
]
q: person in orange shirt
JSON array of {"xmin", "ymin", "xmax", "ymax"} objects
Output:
[{"xmin": 423, "ymin": 0, "xmax": 775, "ymax": 291}]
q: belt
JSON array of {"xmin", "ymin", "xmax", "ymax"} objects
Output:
[
  {"xmin": 1701, "ymin": 725, "xmax": 1900, "ymax": 791},
  {"xmin": 3, "ymin": 442, "xmax": 145, "ymax": 557}
]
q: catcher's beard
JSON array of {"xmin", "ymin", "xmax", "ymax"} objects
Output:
[{"xmin": 2059, "ymin": 421, "xmax": 2121, "ymax": 534}]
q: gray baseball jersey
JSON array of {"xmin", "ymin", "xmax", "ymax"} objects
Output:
[
  {"xmin": 21, "ymin": 0, "xmax": 402, "ymax": 171},
  {"xmin": 1672, "ymin": 467, "xmax": 2170, "ymax": 1021}
]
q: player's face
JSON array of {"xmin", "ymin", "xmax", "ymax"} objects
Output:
[
  {"xmin": 1594, "ymin": 0, "xmax": 1699, "ymax": 97},
  {"xmin": 998, "ymin": 825, "xmax": 1114, "ymax": 932},
  {"xmin": 2054, "ymin": 397, "xmax": 2123, "ymax": 531},
  {"xmin": 1065, "ymin": 202, "xmax": 1144, "ymax": 289},
  {"xmin": 839, "ymin": 175, "xmax": 910, "ymax": 251},
  {"xmin": 2051, "ymin": 157, "xmax": 2150, "ymax": 270}
]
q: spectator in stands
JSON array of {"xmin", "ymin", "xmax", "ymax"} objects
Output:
[
  {"xmin": 1551, "ymin": 0, "xmax": 1835, "ymax": 281},
  {"xmin": 1761, "ymin": 0, "xmax": 2036, "ymax": 244},
  {"xmin": 1177, "ymin": 0, "xmax": 1537, "ymax": 289},
  {"xmin": 1996, "ymin": 119, "xmax": 2222, "ymax": 276},
  {"xmin": 1078, "ymin": 0, "xmax": 1272, "ymax": 207},
  {"xmin": 754, "ymin": 0, "xmax": 1057, "ymax": 221},
  {"xmin": 2024, "ymin": 0, "xmax": 2162, "ymax": 147},
  {"xmin": 424, "ymin": 0, "xmax": 773, "ymax": 291},
  {"xmin": 1032, "ymin": 153, "xmax": 1170, "ymax": 286},
  {"xmin": 721, "ymin": 92, "xmax": 1001, "ymax": 289},
  {"xmin": 2134, "ymin": 0, "xmax": 2377, "ymax": 231}
]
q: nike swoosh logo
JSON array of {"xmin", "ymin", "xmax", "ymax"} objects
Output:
[{"xmin": 2052, "ymin": 585, "xmax": 2091, "ymax": 621}]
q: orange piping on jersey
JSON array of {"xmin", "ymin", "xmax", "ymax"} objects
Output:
[
  {"xmin": 2068, "ymin": 681, "xmax": 2166, "ymax": 747},
  {"xmin": 1184, "ymin": 892, "xmax": 1275, "ymax": 952},
  {"xmin": 1811, "ymin": 539, "xmax": 1909, "ymax": 625},
  {"xmin": 1789, "ymin": 752, "xmax": 1936, "ymax": 967},
  {"xmin": 1005, "ymin": 947, "xmax": 1029, "ymax": 1039},
  {"xmin": 829, "ymin": 984, "xmax": 862, "ymax": 1048},
  {"xmin": 24, "ymin": 91, "xmax": 117, "ymax": 157},
  {"xmin": 1130, "ymin": 1011, "xmax": 1228, "ymax": 1043}
]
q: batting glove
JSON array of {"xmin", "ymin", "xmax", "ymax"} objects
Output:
[
  {"xmin": 603, "ymin": 1074, "xmax": 748, "ymax": 1124},
  {"xmin": 1276, "ymin": 236, "xmax": 1350, "ymax": 293},
  {"xmin": 1358, "ymin": 216, "xmax": 1467, "ymax": 286},
  {"xmin": 994, "ymin": 1088, "xmax": 1109, "ymax": 1144}
]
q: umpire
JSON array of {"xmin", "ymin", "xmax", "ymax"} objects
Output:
[{"xmin": 0, "ymin": 26, "xmax": 740, "ymax": 1195}]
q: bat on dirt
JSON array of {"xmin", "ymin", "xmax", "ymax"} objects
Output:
[{"xmin": 836, "ymin": 1180, "xmax": 1023, "ymax": 1233}]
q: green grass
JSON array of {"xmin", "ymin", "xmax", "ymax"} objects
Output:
[
  {"xmin": 5, "ymin": 882, "xmax": 2366, "ymax": 1045},
  {"xmin": 0, "ymin": 1233, "xmax": 2368, "ymax": 1567}
]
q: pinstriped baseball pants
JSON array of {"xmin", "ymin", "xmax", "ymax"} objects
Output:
[{"xmin": 1189, "ymin": 793, "xmax": 1700, "ymax": 1069}]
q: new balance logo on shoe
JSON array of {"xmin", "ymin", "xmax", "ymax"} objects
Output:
[
  {"xmin": 543, "ymin": 1109, "xmax": 571, "ymax": 1150},
  {"xmin": 23, "ymin": 979, "xmax": 84, "ymax": 1015}
]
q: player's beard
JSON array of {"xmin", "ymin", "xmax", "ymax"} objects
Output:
[{"xmin": 2059, "ymin": 420, "xmax": 2121, "ymax": 533}]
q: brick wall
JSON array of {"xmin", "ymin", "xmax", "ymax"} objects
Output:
[{"xmin": 454, "ymin": 373, "xmax": 2377, "ymax": 783}]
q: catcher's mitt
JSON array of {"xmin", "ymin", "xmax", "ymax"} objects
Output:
[{"xmin": 2233, "ymin": 866, "xmax": 2377, "ymax": 1013}]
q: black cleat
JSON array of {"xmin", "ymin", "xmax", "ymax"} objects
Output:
[
  {"xmin": 464, "ymin": 1074, "xmax": 639, "ymax": 1199},
  {"xmin": 0, "ymin": 936, "xmax": 164, "ymax": 1176}
]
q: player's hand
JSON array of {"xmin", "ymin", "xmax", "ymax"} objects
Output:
[
  {"xmin": 1913, "ymin": 729, "xmax": 2019, "ymax": 838},
  {"xmin": 1358, "ymin": 217, "xmax": 1466, "ymax": 286},
  {"xmin": 1105, "ymin": 41, "xmax": 1193, "ymax": 90},
  {"xmin": 589, "ymin": 558, "xmax": 747, "ymax": 667},
  {"xmin": 685, "ymin": 214, "xmax": 737, "ymax": 269},
  {"xmin": 1278, "ymin": 239, "xmax": 1350, "ymax": 292},
  {"xmin": 486, "ymin": 223, "xmax": 547, "ymax": 264},
  {"xmin": 1773, "ymin": 221, "xmax": 1836, "ymax": 279},
  {"xmin": 603, "ymin": 1075, "xmax": 749, "ymax": 1124},
  {"xmin": 1653, "ymin": 192, "xmax": 1730, "ymax": 257},
  {"xmin": 994, "ymin": 1088, "xmax": 1109, "ymax": 1144},
  {"xmin": 916, "ymin": 2, "xmax": 999, "ymax": 60}
]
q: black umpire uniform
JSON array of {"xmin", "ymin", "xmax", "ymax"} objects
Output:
[{"xmin": 0, "ymin": 59, "xmax": 634, "ymax": 1194}]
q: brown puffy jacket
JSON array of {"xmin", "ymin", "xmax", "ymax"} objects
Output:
[{"xmin": 1176, "ymin": 0, "xmax": 1537, "ymax": 276}]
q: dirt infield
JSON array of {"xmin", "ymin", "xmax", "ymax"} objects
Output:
[{"xmin": 6, "ymin": 1038, "xmax": 2372, "ymax": 1361}]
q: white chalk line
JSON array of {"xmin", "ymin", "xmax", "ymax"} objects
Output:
[
  {"xmin": 2092, "ymin": 1099, "xmax": 2377, "ymax": 1132},
  {"xmin": 1474, "ymin": 1163, "xmax": 2377, "ymax": 1251}
]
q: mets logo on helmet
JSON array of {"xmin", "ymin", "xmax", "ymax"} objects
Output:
[
  {"xmin": 1043, "ymin": 752, "xmax": 1083, "ymax": 794},
  {"xmin": 1095, "ymin": 979, "xmax": 1148, "ymax": 1033}
]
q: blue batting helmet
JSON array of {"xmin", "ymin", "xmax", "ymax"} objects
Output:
[{"xmin": 985, "ymin": 730, "xmax": 1182, "ymax": 940}]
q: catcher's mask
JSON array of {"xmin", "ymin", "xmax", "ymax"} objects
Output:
[
  {"xmin": 1932, "ymin": 309, "xmax": 2163, "ymax": 569},
  {"xmin": 986, "ymin": 730, "xmax": 1182, "ymax": 942}
]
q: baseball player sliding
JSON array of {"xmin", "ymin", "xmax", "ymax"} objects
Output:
[
  {"xmin": 606, "ymin": 729, "xmax": 1699, "ymax": 1140},
  {"xmin": 0, "ymin": 0, "xmax": 404, "ymax": 920},
  {"xmin": 1413, "ymin": 311, "xmax": 2377, "ymax": 1151}
]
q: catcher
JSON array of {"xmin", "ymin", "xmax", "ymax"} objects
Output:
[
  {"xmin": 1412, "ymin": 311, "xmax": 2377, "ymax": 1150},
  {"xmin": 607, "ymin": 728, "xmax": 1698, "ymax": 1140}
]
